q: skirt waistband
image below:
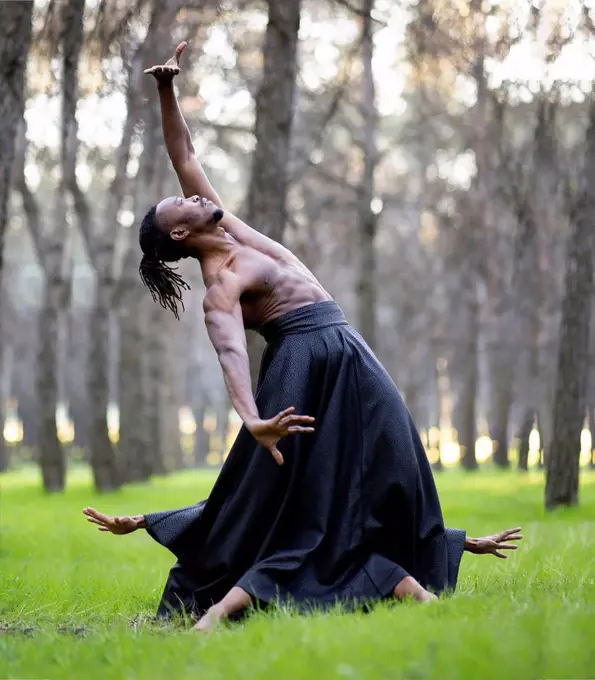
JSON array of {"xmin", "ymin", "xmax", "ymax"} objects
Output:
[{"xmin": 258, "ymin": 301, "xmax": 347, "ymax": 343}]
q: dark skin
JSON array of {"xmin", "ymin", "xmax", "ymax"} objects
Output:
[{"xmin": 83, "ymin": 43, "xmax": 523, "ymax": 631}]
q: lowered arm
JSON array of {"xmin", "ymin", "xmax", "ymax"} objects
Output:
[{"xmin": 203, "ymin": 272, "xmax": 259, "ymax": 428}]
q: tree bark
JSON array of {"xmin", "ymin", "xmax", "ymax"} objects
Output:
[
  {"xmin": 161, "ymin": 354, "xmax": 184, "ymax": 471},
  {"xmin": 192, "ymin": 401, "xmax": 210, "ymax": 467},
  {"xmin": 545, "ymin": 101, "xmax": 595, "ymax": 510},
  {"xmin": 88, "ymin": 280, "xmax": 120, "ymax": 490},
  {"xmin": 144, "ymin": 304, "xmax": 168, "ymax": 476},
  {"xmin": 0, "ymin": 0, "xmax": 33, "ymax": 470},
  {"xmin": 36, "ymin": 275, "xmax": 68, "ymax": 490},
  {"xmin": 517, "ymin": 408, "xmax": 533, "ymax": 472},
  {"xmin": 356, "ymin": 0, "xmax": 379, "ymax": 350},
  {"xmin": 16, "ymin": 118, "xmax": 70, "ymax": 490},
  {"xmin": 490, "ymin": 358, "xmax": 513, "ymax": 468},
  {"xmin": 244, "ymin": 0, "xmax": 302, "ymax": 388},
  {"xmin": 216, "ymin": 398, "xmax": 231, "ymax": 461},
  {"xmin": 0, "ymin": 342, "xmax": 13, "ymax": 471},
  {"xmin": 458, "ymin": 287, "xmax": 479, "ymax": 470},
  {"xmin": 118, "ymin": 306, "xmax": 151, "ymax": 481}
]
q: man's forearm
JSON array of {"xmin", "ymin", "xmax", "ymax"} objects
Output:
[
  {"xmin": 156, "ymin": 81, "xmax": 194, "ymax": 167},
  {"xmin": 219, "ymin": 350, "xmax": 260, "ymax": 427}
]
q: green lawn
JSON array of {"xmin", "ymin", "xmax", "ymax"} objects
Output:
[{"xmin": 1, "ymin": 466, "xmax": 595, "ymax": 680}]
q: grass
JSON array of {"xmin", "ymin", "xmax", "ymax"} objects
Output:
[{"xmin": 1, "ymin": 466, "xmax": 595, "ymax": 680}]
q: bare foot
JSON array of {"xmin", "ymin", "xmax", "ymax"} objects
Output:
[
  {"xmin": 193, "ymin": 605, "xmax": 226, "ymax": 633},
  {"xmin": 394, "ymin": 576, "xmax": 437, "ymax": 603}
]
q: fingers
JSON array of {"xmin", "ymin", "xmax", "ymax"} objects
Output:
[
  {"xmin": 498, "ymin": 528, "xmax": 523, "ymax": 543},
  {"xmin": 496, "ymin": 543, "xmax": 518, "ymax": 551},
  {"xmin": 174, "ymin": 41, "xmax": 187, "ymax": 62},
  {"xmin": 501, "ymin": 527, "xmax": 522, "ymax": 537},
  {"xmin": 493, "ymin": 550, "xmax": 507, "ymax": 559},
  {"xmin": 83, "ymin": 507, "xmax": 110, "ymax": 523},
  {"xmin": 277, "ymin": 406, "xmax": 296, "ymax": 419},
  {"xmin": 143, "ymin": 65, "xmax": 180, "ymax": 76},
  {"xmin": 280, "ymin": 414, "xmax": 315, "ymax": 425},
  {"xmin": 86, "ymin": 516, "xmax": 107, "ymax": 527},
  {"xmin": 288, "ymin": 426, "xmax": 315, "ymax": 433},
  {"xmin": 98, "ymin": 526, "xmax": 109, "ymax": 532},
  {"xmin": 270, "ymin": 447, "xmax": 284, "ymax": 466}
]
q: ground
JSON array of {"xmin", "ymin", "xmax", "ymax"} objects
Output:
[{"xmin": 1, "ymin": 466, "xmax": 595, "ymax": 680}]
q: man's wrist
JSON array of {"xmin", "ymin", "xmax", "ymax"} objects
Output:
[
  {"xmin": 245, "ymin": 417, "xmax": 260, "ymax": 432},
  {"xmin": 464, "ymin": 537, "xmax": 478, "ymax": 553},
  {"xmin": 133, "ymin": 515, "xmax": 146, "ymax": 530},
  {"xmin": 157, "ymin": 80, "xmax": 174, "ymax": 92}
]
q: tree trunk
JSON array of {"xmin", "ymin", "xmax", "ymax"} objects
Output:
[
  {"xmin": 490, "ymin": 357, "xmax": 513, "ymax": 468},
  {"xmin": 68, "ymin": 307, "xmax": 90, "ymax": 450},
  {"xmin": 244, "ymin": 0, "xmax": 302, "ymax": 386},
  {"xmin": 545, "ymin": 103, "xmax": 595, "ymax": 509},
  {"xmin": 118, "ymin": 305, "xmax": 151, "ymax": 482},
  {"xmin": 458, "ymin": 288, "xmax": 479, "ymax": 470},
  {"xmin": 144, "ymin": 304, "xmax": 168, "ymax": 476},
  {"xmin": 356, "ymin": 0, "xmax": 379, "ymax": 349},
  {"xmin": 216, "ymin": 398, "xmax": 231, "ymax": 461},
  {"xmin": 517, "ymin": 408, "xmax": 533, "ymax": 472},
  {"xmin": 192, "ymin": 401, "xmax": 210, "ymax": 467},
  {"xmin": 36, "ymin": 278, "xmax": 67, "ymax": 491},
  {"xmin": 88, "ymin": 281, "xmax": 120, "ymax": 491},
  {"xmin": 161, "ymin": 361, "xmax": 184, "ymax": 471},
  {"xmin": 430, "ymin": 355, "xmax": 443, "ymax": 471},
  {"xmin": 0, "ymin": 0, "xmax": 33, "ymax": 470},
  {"xmin": 0, "ymin": 342, "xmax": 13, "ymax": 471}
]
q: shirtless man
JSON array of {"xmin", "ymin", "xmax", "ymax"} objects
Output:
[{"xmin": 84, "ymin": 43, "xmax": 522, "ymax": 632}]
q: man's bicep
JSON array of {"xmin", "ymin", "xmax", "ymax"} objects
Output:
[
  {"xmin": 203, "ymin": 281, "xmax": 247, "ymax": 353},
  {"xmin": 204, "ymin": 305, "xmax": 247, "ymax": 355},
  {"xmin": 177, "ymin": 156, "xmax": 224, "ymax": 209}
]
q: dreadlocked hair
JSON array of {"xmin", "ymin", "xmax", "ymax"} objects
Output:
[{"xmin": 138, "ymin": 205, "xmax": 191, "ymax": 320}]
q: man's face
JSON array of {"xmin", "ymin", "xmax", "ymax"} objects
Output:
[{"xmin": 155, "ymin": 195, "xmax": 224, "ymax": 238}]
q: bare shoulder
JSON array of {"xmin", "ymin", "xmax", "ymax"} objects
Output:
[
  {"xmin": 202, "ymin": 268, "xmax": 242, "ymax": 314},
  {"xmin": 202, "ymin": 254, "xmax": 270, "ymax": 314}
]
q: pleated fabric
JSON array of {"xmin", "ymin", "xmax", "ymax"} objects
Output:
[{"xmin": 145, "ymin": 301, "xmax": 465, "ymax": 617}]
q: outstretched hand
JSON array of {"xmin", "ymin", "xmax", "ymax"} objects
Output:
[
  {"xmin": 82, "ymin": 507, "xmax": 140, "ymax": 535},
  {"xmin": 469, "ymin": 527, "xmax": 523, "ymax": 558},
  {"xmin": 247, "ymin": 407, "xmax": 315, "ymax": 466},
  {"xmin": 144, "ymin": 41, "xmax": 187, "ymax": 84}
]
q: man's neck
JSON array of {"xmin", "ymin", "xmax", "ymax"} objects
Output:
[{"xmin": 198, "ymin": 231, "xmax": 238, "ymax": 287}]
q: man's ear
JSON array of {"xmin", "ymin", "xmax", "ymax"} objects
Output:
[{"xmin": 170, "ymin": 227, "xmax": 189, "ymax": 242}]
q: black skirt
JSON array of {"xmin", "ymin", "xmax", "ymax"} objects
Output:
[{"xmin": 145, "ymin": 301, "xmax": 465, "ymax": 618}]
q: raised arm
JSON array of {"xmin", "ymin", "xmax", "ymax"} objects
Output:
[
  {"xmin": 145, "ymin": 43, "xmax": 300, "ymax": 258},
  {"xmin": 144, "ymin": 42, "xmax": 223, "ymax": 207},
  {"xmin": 203, "ymin": 271, "xmax": 315, "ymax": 465}
]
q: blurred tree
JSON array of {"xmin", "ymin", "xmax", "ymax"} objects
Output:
[
  {"xmin": 355, "ymin": 0, "xmax": 379, "ymax": 350},
  {"xmin": 0, "ymin": 0, "xmax": 34, "ymax": 471},
  {"xmin": 545, "ymin": 94, "xmax": 595, "ymax": 509},
  {"xmin": 61, "ymin": 0, "xmax": 121, "ymax": 491},
  {"xmin": 244, "ymin": 0, "xmax": 302, "ymax": 388}
]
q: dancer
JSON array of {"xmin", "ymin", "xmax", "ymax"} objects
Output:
[{"xmin": 84, "ymin": 43, "xmax": 522, "ymax": 632}]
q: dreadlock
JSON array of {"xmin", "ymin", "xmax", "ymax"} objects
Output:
[{"xmin": 138, "ymin": 206, "xmax": 191, "ymax": 320}]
